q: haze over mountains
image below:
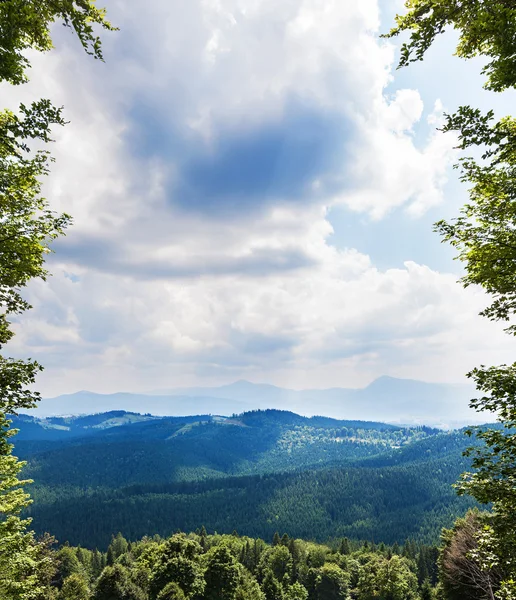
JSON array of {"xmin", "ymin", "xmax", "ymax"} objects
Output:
[{"xmin": 27, "ymin": 376, "xmax": 486, "ymax": 427}]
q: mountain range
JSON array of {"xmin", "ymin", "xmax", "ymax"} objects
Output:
[
  {"xmin": 27, "ymin": 376, "xmax": 486, "ymax": 427},
  {"xmin": 14, "ymin": 408, "xmax": 477, "ymax": 548}
]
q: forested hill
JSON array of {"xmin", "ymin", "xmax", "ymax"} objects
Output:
[
  {"xmin": 12, "ymin": 409, "xmax": 481, "ymax": 549},
  {"xmin": 13, "ymin": 409, "xmax": 443, "ymax": 484}
]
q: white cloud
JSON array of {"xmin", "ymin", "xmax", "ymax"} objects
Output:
[
  {"xmin": 3, "ymin": 0, "xmax": 507, "ymax": 397},
  {"xmin": 338, "ymin": 92, "xmax": 457, "ymax": 219},
  {"xmin": 11, "ymin": 247, "xmax": 513, "ymax": 395}
]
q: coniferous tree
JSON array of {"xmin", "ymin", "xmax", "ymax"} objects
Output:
[
  {"xmin": 338, "ymin": 538, "xmax": 351, "ymax": 556},
  {"xmin": 91, "ymin": 550, "xmax": 104, "ymax": 581},
  {"xmin": 59, "ymin": 574, "xmax": 90, "ymax": 600},
  {"xmin": 418, "ymin": 550, "xmax": 430, "ymax": 585},
  {"xmin": 234, "ymin": 569, "xmax": 266, "ymax": 600},
  {"xmin": 94, "ymin": 564, "xmax": 145, "ymax": 600},
  {"xmin": 262, "ymin": 571, "xmax": 283, "ymax": 600},
  {"xmin": 107, "ymin": 533, "xmax": 129, "ymax": 565},
  {"xmin": 420, "ymin": 579, "xmax": 434, "ymax": 600},
  {"xmin": 288, "ymin": 539, "xmax": 302, "ymax": 582},
  {"xmin": 157, "ymin": 582, "xmax": 185, "ymax": 600},
  {"xmin": 259, "ymin": 546, "xmax": 293, "ymax": 584}
]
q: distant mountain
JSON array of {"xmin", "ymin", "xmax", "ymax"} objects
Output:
[
  {"xmin": 150, "ymin": 376, "xmax": 488, "ymax": 427},
  {"xmin": 155, "ymin": 380, "xmax": 298, "ymax": 404},
  {"xmin": 26, "ymin": 376, "xmax": 486, "ymax": 426}
]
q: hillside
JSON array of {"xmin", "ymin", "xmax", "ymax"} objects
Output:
[
  {"xmin": 14, "ymin": 410, "xmax": 430, "ymax": 486},
  {"xmin": 12, "ymin": 409, "xmax": 482, "ymax": 549}
]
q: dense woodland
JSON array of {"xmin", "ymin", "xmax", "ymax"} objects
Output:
[
  {"xmin": 37, "ymin": 528, "xmax": 447, "ymax": 599},
  {"xmin": 11, "ymin": 410, "xmax": 476, "ymax": 549}
]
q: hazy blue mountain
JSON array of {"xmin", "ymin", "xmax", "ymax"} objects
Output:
[
  {"xmin": 150, "ymin": 376, "xmax": 484, "ymax": 426},
  {"xmin": 26, "ymin": 376, "xmax": 485, "ymax": 426},
  {"xmin": 154, "ymin": 380, "xmax": 299, "ymax": 403}
]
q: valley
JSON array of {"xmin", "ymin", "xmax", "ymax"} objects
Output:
[{"xmin": 13, "ymin": 409, "xmax": 480, "ymax": 550}]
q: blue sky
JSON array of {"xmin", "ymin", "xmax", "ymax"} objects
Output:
[{"xmin": 3, "ymin": 0, "xmax": 516, "ymax": 395}]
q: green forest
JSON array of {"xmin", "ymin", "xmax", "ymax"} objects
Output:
[
  {"xmin": 13, "ymin": 410, "xmax": 475, "ymax": 549},
  {"xmin": 29, "ymin": 528, "xmax": 449, "ymax": 600}
]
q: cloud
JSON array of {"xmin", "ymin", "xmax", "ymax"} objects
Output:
[
  {"xmin": 172, "ymin": 99, "xmax": 351, "ymax": 213},
  {"xmin": 339, "ymin": 95, "xmax": 457, "ymax": 219},
  {"xmin": 2, "ymin": 0, "xmax": 505, "ymax": 397},
  {"xmin": 10, "ymin": 250, "xmax": 513, "ymax": 395},
  {"xmin": 50, "ymin": 234, "xmax": 317, "ymax": 278}
]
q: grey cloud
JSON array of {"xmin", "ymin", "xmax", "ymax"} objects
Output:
[
  {"xmin": 229, "ymin": 330, "xmax": 298, "ymax": 356},
  {"xmin": 171, "ymin": 101, "xmax": 352, "ymax": 214},
  {"xmin": 50, "ymin": 235, "xmax": 317, "ymax": 279},
  {"xmin": 127, "ymin": 96, "xmax": 352, "ymax": 217}
]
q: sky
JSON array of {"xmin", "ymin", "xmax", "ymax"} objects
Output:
[{"xmin": 3, "ymin": 0, "xmax": 516, "ymax": 396}]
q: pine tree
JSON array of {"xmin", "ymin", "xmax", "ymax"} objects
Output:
[
  {"xmin": 420, "ymin": 579, "xmax": 434, "ymax": 600},
  {"xmin": 288, "ymin": 539, "xmax": 302, "ymax": 582},
  {"xmin": 262, "ymin": 571, "xmax": 284, "ymax": 600},
  {"xmin": 107, "ymin": 533, "xmax": 129, "ymax": 564},
  {"xmin": 339, "ymin": 538, "xmax": 351, "ymax": 555},
  {"xmin": 418, "ymin": 550, "xmax": 430, "ymax": 585},
  {"xmin": 59, "ymin": 573, "xmax": 90, "ymax": 600},
  {"xmin": 91, "ymin": 550, "xmax": 104, "ymax": 581}
]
